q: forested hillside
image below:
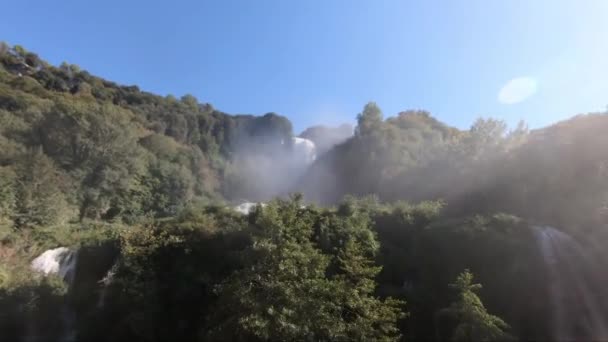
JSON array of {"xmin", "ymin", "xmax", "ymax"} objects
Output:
[
  {"xmin": 299, "ymin": 103, "xmax": 608, "ymax": 232},
  {"xmin": 0, "ymin": 42, "xmax": 304, "ymax": 223},
  {"xmin": 2, "ymin": 43, "xmax": 608, "ymax": 341}
]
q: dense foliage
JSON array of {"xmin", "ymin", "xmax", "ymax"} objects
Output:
[
  {"xmin": 0, "ymin": 42, "xmax": 297, "ymax": 224},
  {"xmin": 2, "ymin": 43, "xmax": 608, "ymax": 341},
  {"xmin": 299, "ymin": 102, "xmax": 608, "ymax": 232}
]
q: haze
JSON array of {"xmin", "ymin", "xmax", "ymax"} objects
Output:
[{"xmin": 2, "ymin": 1, "xmax": 608, "ymax": 341}]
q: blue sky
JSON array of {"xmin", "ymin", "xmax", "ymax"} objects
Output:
[{"xmin": 2, "ymin": 0, "xmax": 607, "ymax": 133}]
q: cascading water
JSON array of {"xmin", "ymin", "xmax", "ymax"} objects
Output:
[
  {"xmin": 233, "ymin": 202, "xmax": 265, "ymax": 215},
  {"xmin": 532, "ymin": 226, "xmax": 608, "ymax": 341},
  {"xmin": 31, "ymin": 247, "xmax": 78, "ymax": 286},
  {"xmin": 292, "ymin": 137, "xmax": 316, "ymax": 164},
  {"xmin": 97, "ymin": 262, "xmax": 118, "ymax": 309},
  {"xmin": 30, "ymin": 247, "xmax": 79, "ymax": 342}
]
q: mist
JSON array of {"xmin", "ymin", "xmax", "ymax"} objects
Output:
[
  {"xmin": 5, "ymin": 41, "xmax": 608, "ymax": 341},
  {"xmin": 225, "ymin": 120, "xmax": 353, "ymax": 203},
  {"xmin": 225, "ymin": 136, "xmax": 316, "ymax": 201}
]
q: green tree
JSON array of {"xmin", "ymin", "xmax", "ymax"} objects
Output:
[
  {"xmin": 38, "ymin": 102, "xmax": 145, "ymax": 220},
  {"xmin": 0, "ymin": 166, "xmax": 16, "ymax": 231},
  {"xmin": 209, "ymin": 198, "xmax": 404, "ymax": 341},
  {"xmin": 14, "ymin": 148, "xmax": 72, "ymax": 227},
  {"xmin": 24, "ymin": 52, "xmax": 42, "ymax": 68},
  {"xmin": 180, "ymin": 94, "xmax": 198, "ymax": 110},
  {"xmin": 356, "ymin": 102, "xmax": 383, "ymax": 137},
  {"xmin": 74, "ymin": 82, "xmax": 93, "ymax": 97},
  {"xmin": 107, "ymin": 210, "xmax": 248, "ymax": 341},
  {"xmin": 437, "ymin": 269, "xmax": 512, "ymax": 342},
  {"xmin": 141, "ymin": 160, "xmax": 195, "ymax": 216},
  {"xmin": 465, "ymin": 118, "xmax": 508, "ymax": 160},
  {"xmin": 209, "ymin": 199, "xmax": 337, "ymax": 340},
  {"xmin": 334, "ymin": 239, "xmax": 405, "ymax": 341}
]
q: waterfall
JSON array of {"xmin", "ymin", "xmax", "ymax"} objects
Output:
[
  {"xmin": 292, "ymin": 137, "xmax": 316, "ymax": 164},
  {"xmin": 97, "ymin": 262, "xmax": 118, "ymax": 309},
  {"xmin": 233, "ymin": 202, "xmax": 267, "ymax": 215},
  {"xmin": 233, "ymin": 202, "xmax": 259, "ymax": 215},
  {"xmin": 30, "ymin": 247, "xmax": 79, "ymax": 342},
  {"xmin": 532, "ymin": 226, "xmax": 608, "ymax": 340},
  {"xmin": 31, "ymin": 247, "xmax": 77, "ymax": 286}
]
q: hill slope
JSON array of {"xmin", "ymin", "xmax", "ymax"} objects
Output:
[
  {"xmin": 3, "ymin": 43, "xmax": 608, "ymax": 342},
  {"xmin": 0, "ymin": 43, "xmax": 297, "ymax": 223}
]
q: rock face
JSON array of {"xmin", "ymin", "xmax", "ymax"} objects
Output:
[{"xmin": 31, "ymin": 247, "xmax": 78, "ymax": 285}]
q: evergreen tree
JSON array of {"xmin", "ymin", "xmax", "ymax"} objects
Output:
[
  {"xmin": 334, "ymin": 239, "xmax": 405, "ymax": 341},
  {"xmin": 209, "ymin": 198, "xmax": 405, "ymax": 341},
  {"xmin": 437, "ymin": 269, "xmax": 512, "ymax": 342}
]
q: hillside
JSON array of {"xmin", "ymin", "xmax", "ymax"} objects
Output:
[
  {"xmin": 0, "ymin": 43, "xmax": 306, "ymax": 222},
  {"xmin": 2, "ymin": 43, "xmax": 608, "ymax": 341},
  {"xmin": 297, "ymin": 104, "xmax": 608, "ymax": 231}
]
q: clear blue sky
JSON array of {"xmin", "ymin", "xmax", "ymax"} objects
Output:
[{"xmin": 2, "ymin": 0, "xmax": 607, "ymax": 133}]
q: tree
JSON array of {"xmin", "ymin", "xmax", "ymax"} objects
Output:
[
  {"xmin": 208, "ymin": 199, "xmax": 338, "ymax": 340},
  {"xmin": 209, "ymin": 198, "xmax": 405, "ymax": 341},
  {"xmin": 465, "ymin": 118, "xmax": 508, "ymax": 160},
  {"xmin": 334, "ymin": 239, "xmax": 405, "ymax": 341},
  {"xmin": 24, "ymin": 52, "xmax": 42, "ymax": 68},
  {"xmin": 505, "ymin": 120, "xmax": 529, "ymax": 151},
  {"xmin": 142, "ymin": 160, "xmax": 195, "ymax": 217},
  {"xmin": 14, "ymin": 148, "xmax": 72, "ymax": 227},
  {"xmin": 356, "ymin": 102, "xmax": 383, "ymax": 137},
  {"xmin": 0, "ymin": 41, "xmax": 9, "ymax": 57},
  {"xmin": 37, "ymin": 102, "xmax": 145, "ymax": 220},
  {"xmin": 74, "ymin": 82, "xmax": 93, "ymax": 97},
  {"xmin": 0, "ymin": 166, "xmax": 16, "ymax": 230},
  {"xmin": 437, "ymin": 269, "xmax": 512, "ymax": 342},
  {"xmin": 180, "ymin": 94, "xmax": 198, "ymax": 110}
]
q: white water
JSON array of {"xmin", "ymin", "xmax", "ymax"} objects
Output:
[
  {"xmin": 97, "ymin": 262, "xmax": 118, "ymax": 309},
  {"xmin": 31, "ymin": 247, "xmax": 77, "ymax": 286},
  {"xmin": 292, "ymin": 137, "xmax": 316, "ymax": 164},
  {"xmin": 233, "ymin": 202, "xmax": 266, "ymax": 215},
  {"xmin": 30, "ymin": 247, "xmax": 78, "ymax": 342},
  {"xmin": 532, "ymin": 226, "xmax": 608, "ymax": 340}
]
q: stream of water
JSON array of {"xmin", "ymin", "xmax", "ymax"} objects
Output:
[{"xmin": 532, "ymin": 226, "xmax": 608, "ymax": 340}]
